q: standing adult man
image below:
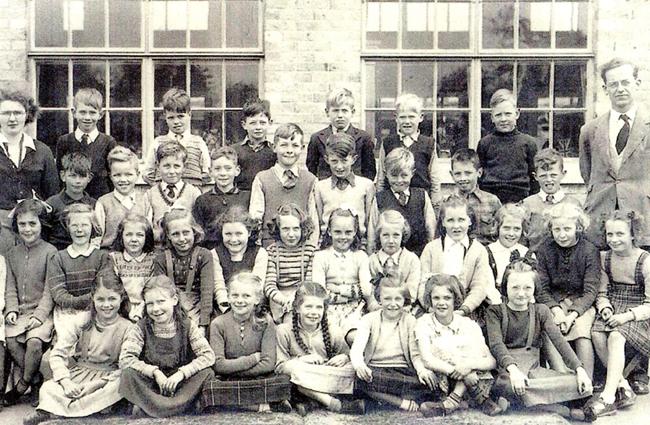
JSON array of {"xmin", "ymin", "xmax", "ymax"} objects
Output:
[{"xmin": 579, "ymin": 57, "xmax": 650, "ymax": 395}]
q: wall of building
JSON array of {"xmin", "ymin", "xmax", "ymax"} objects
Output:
[{"xmin": 0, "ymin": 0, "xmax": 28, "ymax": 89}]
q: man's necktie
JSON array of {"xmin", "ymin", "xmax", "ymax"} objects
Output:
[
  {"xmin": 283, "ymin": 170, "xmax": 297, "ymax": 189},
  {"xmin": 166, "ymin": 184, "xmax": 176, "ymax": 199},
  {"xmin": 616, "ymin": 114, "xmax": 630, "ymax": 155}
]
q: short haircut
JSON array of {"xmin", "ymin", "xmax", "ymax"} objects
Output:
[
  {"xmin": 600, "ymin": 57, "xmax": 639, "ymax": 83},
  {"xmin": 325, "ymin": 133, "xmax": 355, "ymax": 159},
  {"xmin": 501, "ymin": 257, "xmax": 538, "ymax": 295},
  {"xmin": 267, "ymin": 203, "xmax": 315, "ymax": 245},
  {"xmin": 437, "ymin": 194, "xmax": 477, "ymax": 238},
  {"xmin": 155, "ymin": 140, "xmax": 187, "ymax": 164},
  {"xmin": 326, "ymin": 87, "xmax": 355, "ymax": 109},
  {"xmin": 603, "ymin": 210, "xmax": 645, "ymax": 245},
  {"xmin": 374, "ymin": 277, "xmax": 411, "ymax": 309},
  {"xmin": 384, "ymin": 147, "xmax": 415, "ymax": 175},
  {"xmin": 274, "ymin": 122, "xmax": 303, "ymax": 143},
  {"xmin": 161, "ymin": 207, "xmax": 204, "ymax": 247},
  {"xmin": 215, "ymin": 205, "xmax": 260, "ymax": 248},
  {"xmin": 241, "ymin": 98, "xmax": 271, "ymax": 121},
  {"xmin": 450, "ymin": 148, "xmax": 481, "ymax": 170},
  {"xmin": 210, "ymin": 145, "xmax": 239, "ymax": 164},
  {"xmin": 495, "ymin": 203, "xmax": 530, "ymax": 237},
  {"xmin": 421, "ymin": 274, "xmax": 465, "ymax": 312},
  {"xmin": 111, "ymin": 213, "xmax": 155, "ymax": 254},
  {"xmin": 375, "ymin": 209, "xmax": 411, "ymax": 247},
  {"xmin": 107, "ymin": 146, "xmax": 138, "ymax": 171},
  {"xmin": 11, "ymin": 199, "xmax": 49, "ymax": 234},
  {"xmin": 489, "ymin": 88, "xmax": 517, "ymax": 109},
  {"xmin": 0, "ymin": 89, "xmax": 39, "ymax": 124},
  {"xmin": 161, "ymin": 88, "xmax": 191, "ymax": 113},
  {"xmin": 395, "ymin": 93, "xmax": 423, "ymax": 113},
  {"xmin": 534, "ymin": 148, "xmax": 564, "ymax": 172},
  {"xmin": 61, "ymin": 152, "xmax": 92, "ymax": 177},
  {"xmin": 73, "ymin": 88, "xmax": 103, "ymax": 111},
  {"xmin": 545, "ymin": 202, "xmax": 590, "ymax": 235},
  {"xmin": 62, "ymin": 202, "xmax": 101, "ymax": 238}
]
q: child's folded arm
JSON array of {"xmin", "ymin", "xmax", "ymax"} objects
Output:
[
  {"xmin": 178, "ymin": 322, "xmax": 215, "ymax": 379},
  {"xmin": 119, "ymin": 324, "xmax": 159, "ymax": 378},
  {"xmin": 239, "ymin": 320, "xmax": 277, "ymax": 377}
]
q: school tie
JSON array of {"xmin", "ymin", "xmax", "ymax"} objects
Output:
[
  {"xmin": 175, "ymin": 133, "xmax": 183, "ymax": 142},
  {"xmin": 283, "ymin": 169, "xmax": 297, "ymax": 189},
  {"xmin": 616, "ymin": 114, "xmax": 630, "ymax": 154},
  {"xmin": 545, "ymin": 194, "xmax": 555, "ymax": 204},
  {"xmin": 166, "ymin": 184, "xmax": 176, "ymax": 199},
  {"xmin": 509, "ymin": 249, "xmax": 521, "ymax": 263},
  {"xmin": 81, "ymin": 133, "xmax": 89, "ymax": 145},
  {"xmin": 397, "ymin": 191, "xmax": 408, "ymax": 206},
  {"xmin": 383, "ymin": 256, "xmax": 399, "ymax": 278},
  {"xmin": 335, "ymin": 177, "xmax": 349, "ymax": 190}
]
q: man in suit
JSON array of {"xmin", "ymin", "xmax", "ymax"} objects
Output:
[{"xmin": 579, "ymin": 57, "xmax": 650, "ymax": 395}]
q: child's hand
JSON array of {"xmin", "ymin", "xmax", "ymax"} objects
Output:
[
  {"xmin": 60, "ymin": 379, "xmax": 83, "ymax": 399},
  {"xmin": 575, "ymin": 367, "xmax": 593, "ymax": 395},
  {"xmin": 551, "ymin": 306, "xmax": 566, "ymax": 326},
  {"xmin": 26, "ymin": 317, "xmax": 43, "ymax": 331},
  {"xmin": 299, "ymin": 354, "xmax": 325, "ymax": 365},
  {"xmin": 450, "ymin": 363, "xmax": 472, "ymax": 379},
  {"xmin": 78, "ymin": 379, "xmax": 106, "ymax": 398},
  {"xmin": 417, "ymin": 369, "xmax": 438, "ymax": 391},
  {"xmin": 5, "ymin": 312, "xmax": 17, "ymax": 325},
  {"xmin": 561, "ymin": 311, "xmax": 578, "ymax": 334},
  {"xmin": 463, "ymin": 371, "xmax": 479, "ymax": 387},
  {"xmin": 326, "ymin": 354, "xmax": 349, "ymax": 367},
  {"xmin": 354, "ymin": 362, "xmax": 373, "ymax": 382},
  {"xmin": 507, "ymin": 365, "xmax": 529, "ymax": 396},
  {"xmin": 163, "ymin": 371, "xmax": 184, "ymax": 396},
  {"xmin": 600, "ymin": 307, "xmax": 613, "ymax": 321},
  {"xmin": 153, "ymin": 369, "xmax": 168, "ymax": 394},
  {"xmin": 606, "ymin": 312, "xmax": 632, "ymax": 327}
]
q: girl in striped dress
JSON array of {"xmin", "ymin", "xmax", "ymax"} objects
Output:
[
  {"xmin": 265, "ymin": 203, "xmax": 316, "ymax": 324},
  {"xmin": 589, "ymin": 211, "xmax": 650, "ymax": 417}
]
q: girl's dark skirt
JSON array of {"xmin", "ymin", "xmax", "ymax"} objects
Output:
[
  {"xmin": 201, "ymin": 373, "xmax": 292, "ymax": 407},
  {"xmin": 355, "ymin": 366, "xmax": 435, "ymax": 402},
  {"xmin": 119, "ymin": 367, "xmax": 215, "ymax": 418}
]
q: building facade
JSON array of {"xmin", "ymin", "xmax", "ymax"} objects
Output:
[{"xmin": 0, "ymin": 0, "xmax": 647, "ymax": 186}]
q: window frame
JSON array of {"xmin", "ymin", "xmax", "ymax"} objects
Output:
[{"xmin": 361, "ymin": 0, "xmax": 596, "ymax": 184}]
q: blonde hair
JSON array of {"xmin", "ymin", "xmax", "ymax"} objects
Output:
[
  {"xmin": 384, "ymin": 147, "xmax": 415, "ymax": 175},
  {"xmin": 545, "ymin": 202, "xmax": 590, "ymax": 234},
  {"xmin": 107, "ymin": 146, "xmax": 139, "ymax": 172},
  {"xmin": 376, "ymin": 209, "xmax": 411, "ymax": 247},
  {"xmin": 326, "ymin": 87, "xmax": 355, "ymax": 109},
  {"xmin": 395, "ymin": 93, "xmax": 423, "ymax": 114},
  {"xmin": 489, "ymin": 89, "xmax": 517, "ymax": 108},
  {"xmin": 495, "ymin": 203, "xmax": 530, "ymax": 237}
]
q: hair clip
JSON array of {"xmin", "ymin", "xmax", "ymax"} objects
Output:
[{"xmin": 7, "ymin": 195, "xmax": 53, "ymax": 219}]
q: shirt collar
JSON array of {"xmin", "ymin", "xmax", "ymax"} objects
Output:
[
  {"xmin": 331, "ymin": 124, "xmax": 351, "ymax": 134},
  {"xmin": 113, "ymin": 190, "xmax": 135, "ymax": 204},
  {"xmin": 430, "ymin": 313, "xmax": 462, "ymax": 334},
  {"xmin": 399, "ymin": 131, "xmax": 419, "ymax": 146},
  {"xmin": 123, "ymin": 251, "xmax": 147, "ymax": 262},
  {"xmin": 377, "ymin": 248, "xmax": 402, "ymax": 265},
  {"xmin": 331, "ymin": 247, "xmax": 350, "ymax": 259},
  {"xmin": 537, "ymin": 189, "xmax": 566, "ymax": 203},
  {"xmin": 446, "ymin": 235, "xmax": 470, "ymax": 249},
  {"xmin": 66, "ymin": 244, "xmax": 96, "ymax": 258},
  {"xmin": 611, "ymin": 106, "xmax": 637, "ymax": 125},
  {"xmin": 61, "ymin": 189, "xmax": 92, "ymax": 204},
  {"xmin": 0, "ymin": 132, "xmax": 36, "ymax": 152},
  {"xmin": 74, "ymin": 127, "xmax": 100, "ymax": 143},
  {"xmin": 391, "ymin": 187, "xmax": 410, "ymax": 198},
  {"xmin": 241, "ymin": 136, "xmax": 271, "ymax": 151},
  {"xmin": 212, "ymin": 185, "xmax": 239, "ymax": 195},
  {"xmin": 167, "ymin": 129, "xmax": 192, "ymax": 140},
  {"xmin": 331, "ymin": 173, "xmax": 356, "ymax": 188},
  {"xmin": 161, "ymin": 181, "xmax": 184, "ymax": 191},
  {"xmin": 273, "ymin": 163, "xmax": 300, "ymax": 179},
  {"xmin": 456, "ymin": 186, "xmax": 488, "ymax": 203}
]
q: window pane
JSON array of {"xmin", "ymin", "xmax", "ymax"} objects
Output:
[
  {"xmin": 519, "ymin": 1, "xmax": 551, "ymax": 48},
  {"xmin": 35, "ymin": 0, "xmax": 67, "ymax": 47},
  {"xmin": 366, "ymin": 0, "xmax": 399, "ymax": 49},
  {"xmin": 195, "ymin": 111, "xmax": 223, "ymax": 151},
  {"xmin": 402, "ymin": 62, "xmax": 433, "ymax": 108},
  {"xmin": 518, "ymin": 111, "xmax": 549, "ymax": 151},
  {"xmin": 482, "ymin": 1, "xmax": 514, "ymax": 48},
  {"xmin": 554, "ymin": 62, "xmax": 586, "ymax": 108},
  {"xmin": 420, "ymin": 112, "xmax": 434, "ymax": 138},
  {"xmin": 517, "ymin": 62, "xmax": 550, "ymax": 108},
  {"xmin": 365, "ymin": 61, "xmax": 398, "ymax": 108},
  {"xmin": 225, "ymin": 111, "xmax": 246, "ymax": 145},
  {"xmin": 438, "ymin": 61, "xmax": 469, "ymax": 108},
  {"xmin": 71, "ymin": 0, "xmax": 105, "ymax": 47},
  {"xmin": 481, "ymin": 111, "xmax": 494, "ymax": 137},
  {"xmin": 154, "ymin": 62, "xmax": 186, "ymax": 106},
  {"xmin": 553, "ymin": 112, "xmax": 584, "ymax": 157},
  {"xmin": 110, "ymin": 62, "xmax": 141, "ymax": 107},
  {"xmin": 481, "ymin": 61, "xmax": 514, "ymax": 108},
  {"xmin": 152, "ymin": 0, "xmax": 187, "ymax": 48},
  {"xmin": 225, "ymin": 61, "xmax": 259, "ymax": 108},
  {"xmin": 190, "ymin": 0, "xmax": 222, "ymax": 48},
  {"xmin": 37, "ymin": 62, "xmax": 68, "ymax": 107},
  {"xmin": 154, "ymin": 110, "xmax": 168, "ymax": 137},
  {"xmin": 110, "ymin": 111, "xmax": 142, "ymax": 157},
  {"xmin": 555, "ymin": 1, "xmax": 588, "ymax": 48},
  {"xmin": 72, "ymin": 61, "xmax": 106, "ymax": 97},
  {"xmin": 366, "ymin": 111, "xmax": 397, "ymax": 155},
  {"xmin": 402, "ymin": 1, "xmax": 433, "ymax": 49},
  {"xmin": 36, "ymin": 110, "xmax": 69, "ymax": 149},
  {"xmin": 109, "ymin": 0, "xmax": 141, "ymax": 47},
  {"xmin": 437, "ymin": 112, "xmax": 469, "ymax": 158},
  {"xmin": 190, "ymin": 62, "xmax": 223, "ymax": 108},
  {"xmin": 438, "ymin": 1, "xmax": 470, "ymax": 49},
  {"xmin": 225, "ymin": 0, "xmax": 258, "ymax": 48}
]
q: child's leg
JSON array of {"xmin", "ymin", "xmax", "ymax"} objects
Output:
[
  {"xmin": 542, "ymin": 335, "xmax": 572, "ymax": 373},
  {"xmin": 5, "ymin": 337, "xmax": 25, "ymax": 369},
  {"xmin": 592, "ymin": 332, "xmax": 609, "ymax": 366},
  {"xmin": 574, "ymin": 337, "xmax": 595, "ymax": 378},
  {"xmin": 602, "ymin": 332, "xmax": 627, "ymax": 403},
  {"xmin": 24, "ymin": 338, "xmax": 44, "ymax": 384},
  {"xmin": 296, "ymin": 386, "xmax": 336, "ymax": 409},
  {"xmin": 365, "ymin": 391, "xmax": 417, "ymax": 411}
]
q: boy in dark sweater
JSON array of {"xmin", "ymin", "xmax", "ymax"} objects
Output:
[
  {"xmin": 307, "ymin": 87, "xmax": 376, "ymax": 181},
  {"xmin": 193, "ymin": 146, "xmax": 251, "ymax": 249},
  {"xmin": 376, "ymin": 93, "xmax": 441, "ymax": 209},
  {"xmin": 233, "ymin": 99, "xmax": 276, "ymax": 191},
  {"xmin": 55, "ymin": 88, "xmax": 118, "ymax": 199},
  {"xmin": 46, "ymin": 152, "xmax": 96, "ymax": 250},
  {"xmin": 477, "ymin": 89, "xmax": 539, "ymax": 204}
]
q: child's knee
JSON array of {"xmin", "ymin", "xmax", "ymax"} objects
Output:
[{"xmin": 25, "ymin": 338, "xmax": 44, "ymax": 353}]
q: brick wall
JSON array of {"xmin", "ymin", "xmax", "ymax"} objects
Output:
[{"xmin": 0, "ymin": 0, "xmax": 28, "ymax": 90}]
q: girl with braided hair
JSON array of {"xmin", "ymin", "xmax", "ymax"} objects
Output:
[{"xmin": 275, "ymin": 281, "xmax": 363, "ymax": 416}]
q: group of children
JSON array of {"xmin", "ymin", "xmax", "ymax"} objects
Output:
[{"xmin": 0, "ymin": 83, "xmax": 645, "ymax": 424}]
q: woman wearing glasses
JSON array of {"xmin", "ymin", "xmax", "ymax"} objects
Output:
[{"xmin": 0, "ymin": 89, "xmax": 58, "ymax": 226}]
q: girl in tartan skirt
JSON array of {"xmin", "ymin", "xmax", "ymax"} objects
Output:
[
  {"xmin": 589, "ymin": 211, "xmax": 650, "ymax": 417},
  {"xmin": 350, "ymin": 278, "xmax": 438, "ymax": 412},
  {"xmin": 201, "ymin": 272, "xmax": 292, "ymax": 413}
]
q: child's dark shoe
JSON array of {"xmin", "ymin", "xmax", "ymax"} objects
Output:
[
  {"xmin": 270, "ymin": 400, "xmax": 292, "ymax": 413},
  {"xmin": 615, "ymin": 386, "xmax": 637, "ymax": 409},
  {"xmin": 339, "ymin": 399, "xmax": 365, "ymax": 415}
]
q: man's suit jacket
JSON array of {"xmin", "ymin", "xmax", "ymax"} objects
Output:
[
  {"xmin": 306, "ymin": 125, "xmax": 376, "ymax": 180},
  {"xmin": 579, "ymin": 105, "xmax": 650, "ymax": 247}
]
